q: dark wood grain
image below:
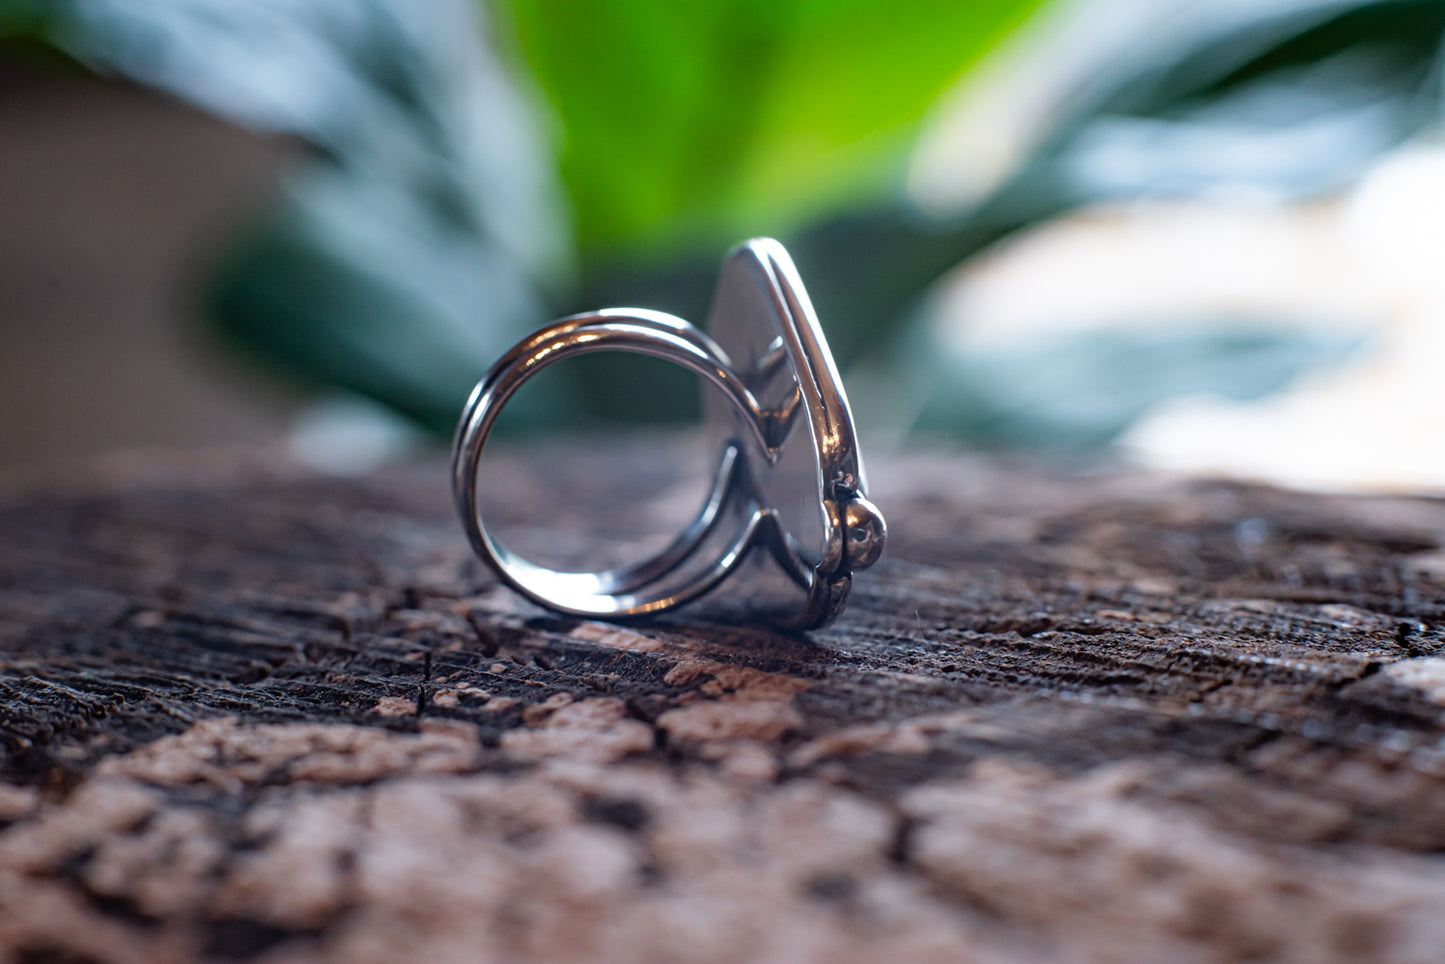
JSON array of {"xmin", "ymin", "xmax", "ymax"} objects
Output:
[{"xmin": 3, "ymin": 443, "xmax": 1445, "ymax": 963}]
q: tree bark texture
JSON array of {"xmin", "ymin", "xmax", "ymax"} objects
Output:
[{"xmin": 3, "ymin": 443, "xmax": 1445, "ymax": 963}]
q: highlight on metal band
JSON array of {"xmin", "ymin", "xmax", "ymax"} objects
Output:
[{"xmin": 451, "ymin": 239, "xmax": 884, "ymax": 629}]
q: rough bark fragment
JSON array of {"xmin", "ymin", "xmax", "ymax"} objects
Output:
[{"xmin": 1, "ymin": 445, "xmax": 1445, "ymax": 962}]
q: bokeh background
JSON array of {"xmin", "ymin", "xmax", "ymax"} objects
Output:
[{"xmin": 2, "ymin": 0, "xmax": 1443, "ymax": 489}]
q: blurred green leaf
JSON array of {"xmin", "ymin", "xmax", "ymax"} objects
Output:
[
  {"xmin": 807, "ymin": 0, "xmax": 1445, "ymax": 366},
  {"xmin": 12, "ymin": 0, "xmax": 569, "ymax": 432},
  {"xmin": 573, "ymin": 0, "xmax": 1445, "ymax": 379},
  {"xmin": 566, "ymin": 0, "xmax": 1445, "ymax": 441},
  {"xmin": 905, "ymin": 322, "xmax": 1370, "ymax": 450},
  {"xmin": 497, "ymin": 0, "xmax": 1046, "ymax": 255},
  {"xmin": 870, "ymin": 0, "xmax": 1445, "ymax": 447},
  {"xmin": 210, "ymin": 166, "xmax": 556, "ymax": 431},
  {"xmin": 981, "ymin": 0, "xmax": 1445, "ymax": 220}
]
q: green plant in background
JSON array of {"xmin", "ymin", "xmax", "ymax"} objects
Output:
[
  {"xmin": 4, "ymin": 0, "xmax": 1445, "ymax": 446},
  {"xmin": 887, "ymin": 0, "xmax": 1445, "ymax": 446},
  {"xmin": 6, "ymin": 0, "xmax": 567, "ymax": 430},
  {"xmin": 499, "ymin": 0, "xmax": 1043, "ymax": 255}
]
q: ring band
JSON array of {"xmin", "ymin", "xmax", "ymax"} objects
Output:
[{"xmin": 451, "ymin": 238, "xmax": 885, "ymax": 629}]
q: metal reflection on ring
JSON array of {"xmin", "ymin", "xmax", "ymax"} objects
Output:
[{"xmin": 451, "ymin": 238, "xmax": 885, "ymax": 629}]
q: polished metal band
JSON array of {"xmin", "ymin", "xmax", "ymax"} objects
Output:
[
  {"xmin": 451, "ymin": 239, "xmax": 884, "ymax": 628},
  {"xmin": 452, "ymin": 310, "xmax": 764, "ymax": 618}
]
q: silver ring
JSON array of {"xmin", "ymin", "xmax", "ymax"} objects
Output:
[{"xmin": 451, "ymin": 239, "xmax": 885, "ymax": 629}]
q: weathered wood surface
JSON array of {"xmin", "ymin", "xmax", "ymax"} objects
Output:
[{"xmin": 3, "ymin": 443, "xmax": 1445, "ymax": 963}]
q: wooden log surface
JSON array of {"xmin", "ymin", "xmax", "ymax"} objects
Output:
[{"xmin": 3, "ymin": 441, "xmax": 1445, "ymax": 963}]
